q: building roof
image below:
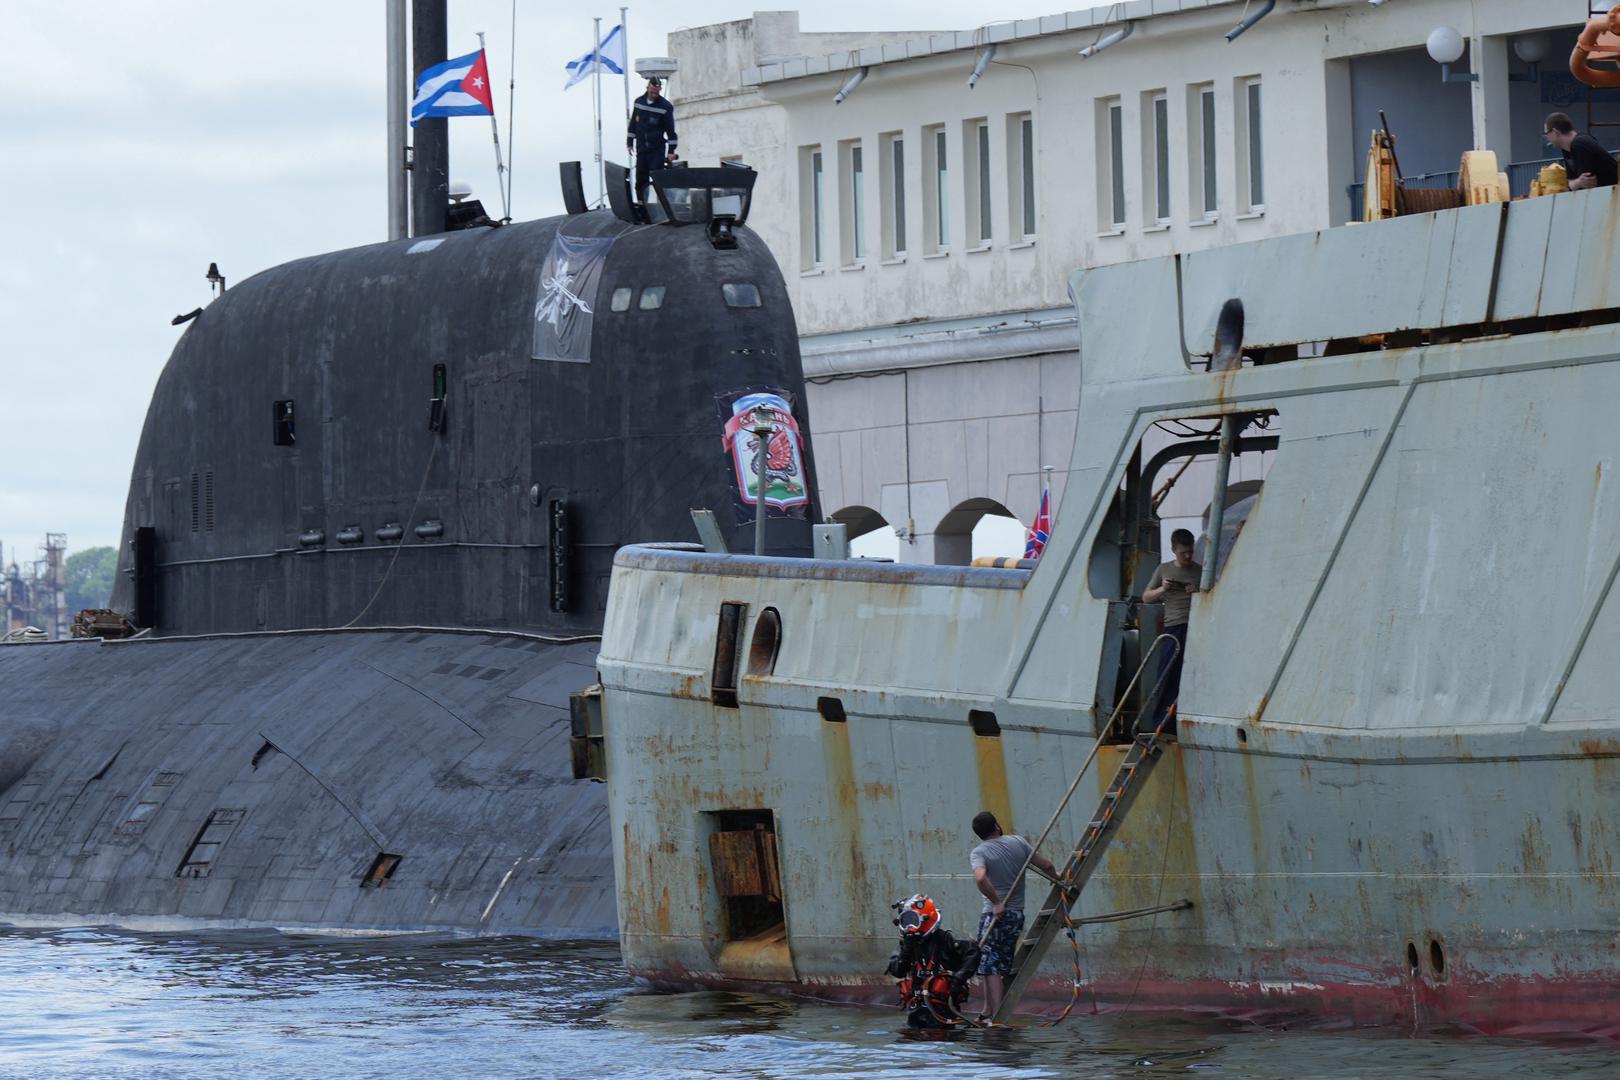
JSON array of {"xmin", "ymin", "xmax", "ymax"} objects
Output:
[{"xmin": 739, "ymin": 0, "xmax": 1243, "ymax": 87}]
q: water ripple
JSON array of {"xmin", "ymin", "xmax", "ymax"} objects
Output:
[{"xmin": 0, "ymin": 928, "xmax": 1614, "ymax": 1079}]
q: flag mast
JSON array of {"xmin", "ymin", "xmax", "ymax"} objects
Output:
[
  {"xmin": 620, "ymin": 7, "xmax": 631, "ymax": 130},
  {"xmin": 475, "ymin": 31, "xmax": 512, "ymax": 221},
  {"xmin": 386, "ymin": 0, "xmax": 409, "ymax": 240},
  {"xmin": 593, "ymin": 17, "xmax": 605, "ymax": 204},
  {"xmin": 505, "ymin": 0, "xmax": 518, "ymax": 217}
]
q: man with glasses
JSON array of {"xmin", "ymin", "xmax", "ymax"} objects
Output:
[{"xmin": 1545, "ymin": 112, "xmax": 1617, "ymax": 191}]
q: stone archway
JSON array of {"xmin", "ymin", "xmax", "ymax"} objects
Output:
[
  {"xmin": 830, "ymin": 505, "xmax": 901, "ymax": 560},
  {"xmin": 933, "ymin": 497, "xmax": 1022, "ymax": 566}
]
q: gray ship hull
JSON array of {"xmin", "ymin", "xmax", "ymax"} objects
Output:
[
  {"xmin": 0, "ymin": 629, "xmax": 612, "ymax": 936},
  {"xmin": 596, "ymin": 190, "xmax": 1620, "ymax": 1035}
]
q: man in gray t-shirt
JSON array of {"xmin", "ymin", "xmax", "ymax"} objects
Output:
[
  {"xmin": 970, "ymin": 810, "xmax": 1058, "ymax": 1018},
  {"xmin": 1142, "ymin": 528, "xmax": 1201, "ymax": 728}
]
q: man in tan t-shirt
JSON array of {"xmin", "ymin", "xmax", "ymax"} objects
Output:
[{"xmin": 1142, "ymin": 528, "xmax": 1201, "ymax": 728}]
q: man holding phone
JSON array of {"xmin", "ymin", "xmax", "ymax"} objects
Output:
[{"xmin": 1142, "ymin": 528, "xmax": 1201, "ymax": 730}]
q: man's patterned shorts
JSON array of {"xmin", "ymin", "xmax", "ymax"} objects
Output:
[{"xmin": 976, "ymin": 910, "xmax": 1024, "ymax": 976}]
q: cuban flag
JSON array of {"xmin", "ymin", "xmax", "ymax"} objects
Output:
[
  {"xmin": 411, "ymin": 49, "xmax": 494, "ymax": 126},
  {"xmin": 1024, "ymin": 485, "xmax": 1052, "ymax": 560},
  {"xmin": 563, "ymin": 24, "xmax": 626, "ymax": 90}
]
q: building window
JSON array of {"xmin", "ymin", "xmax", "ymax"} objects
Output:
[
  {"xmin": 799, "ymin": 146, "xmax": 824, "ymax": 270},
  {"xmin": 1189, "ymin": 83, "xmax": 1218, "ymax": 219},
  {"xmin": 839, "ymin": 139, "xmax": 865, "ymax": 265},
  {"xmin": 1096, "ymin": 97, "xmax": 1125, "ymax": 230},
  {"xmin": 812, "ymin": 149, "xmax": 824, "ymax": 264},
  {"xmin": 923, "ymin": 124, "xmax": 949, "ymax": 252},
  {"xmin": 965, "ymin": 119, "xmax": 991, "ymax": 245},
  {"xmin": 880, "ymin": 132, "xmax": 906, "ymax": 257},
  {"xmin": 1237, "ymin": 76, "xmax": 1264, "ymax": 211},
  {"xmin": 852, "ymin": 144, "xmax": 866, "ymax": 260},
  {"xmin": 1144, "ymin": 90, "xmax": 1170, "ymax": 225},
  {"xmin": 1012, "ymin": 114, "xmax": 1035, "ymax": 238}
]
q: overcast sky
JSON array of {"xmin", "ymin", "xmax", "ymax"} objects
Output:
[{"xmin": 1, "ymin": 0, "xmax": 1073, "ymax": 570}]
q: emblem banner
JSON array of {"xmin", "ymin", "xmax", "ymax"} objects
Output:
[
  {"xmin": 532, "ymin": 233, "xmax": 614, "ymax": 362},
  {"xmin": 717, "ymin": 388, "xmax": 812, "ymax": 526}
]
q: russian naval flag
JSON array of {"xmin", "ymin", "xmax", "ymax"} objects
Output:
[{"xmin": 411, "ymin": 49, "xmax": 494, "ymax": 126}]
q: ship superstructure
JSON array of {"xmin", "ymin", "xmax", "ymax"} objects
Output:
[{"xmin": 598, "ymin": 186, "xmax": 1620, "ymax": 1032}]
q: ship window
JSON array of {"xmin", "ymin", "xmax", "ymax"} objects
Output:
[
  {"xmin": 723, "ymin": 283, "xmax": 761, "ymax": 308},
  {"xmin": 638, "ymin": 286, "xmax": 665, "ymax": 311},
  {"xmin": 273, "ymin": 400, "xmax": 295, "ymax": 446},
  {"xmin": 361, "ymin": 852, "xmax": 402, "ymax": 888},
  {"xmin": 610, "ymin": 287, "xmax": 633, "ymax": 312}
]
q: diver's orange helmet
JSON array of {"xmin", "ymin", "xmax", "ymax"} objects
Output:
[{"xmin": 893, "ymin": 894, "xmax": 941, "ymax": 936}]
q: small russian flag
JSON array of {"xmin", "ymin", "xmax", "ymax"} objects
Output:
[{"xmin": 1024, "ymin": 485, "xmax": 1051, "ymax": 560}]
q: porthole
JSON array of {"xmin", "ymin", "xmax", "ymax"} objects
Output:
[
  {"xmin": 610, "ymin": 287, "xmax": 633, "ymax": 312},
  {"xmin": 723, "ymin": 282, "xmax": 762, "ymax": 308},
  {"xmin": 746, "ymin": 607, "xmax": 781, "ymax": 676},
  {"xmin": 1405, "ymin": 941, "xmax": 1419, "ymax": 975},
  {"xmin": 638, "ymin": 286, "xmax": 665, "ymax": 310},
  {"xmin": 1429, "ymin": 938, "xmax": 1446, "ymax": 978}
]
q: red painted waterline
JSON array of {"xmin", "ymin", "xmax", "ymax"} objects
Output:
[{"xmin": 630, "ymin": 966, "xmax": 1620, "ymax": 1041}]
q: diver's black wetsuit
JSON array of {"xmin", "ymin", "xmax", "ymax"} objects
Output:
[{"xmin": 886, "ymin": 929, "xmax": 981, "ymax": 1028}]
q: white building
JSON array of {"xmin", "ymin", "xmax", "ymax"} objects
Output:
[{"xmin": 669, "ymin": 2, "xmax": 1612, "ymax": 562}]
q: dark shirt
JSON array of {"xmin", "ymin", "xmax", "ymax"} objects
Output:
[
  {"xmin": 627, "ymin": 94, "xmax": 677, "ymax": 154},
  {"xmin": 1563, "ymin": 133, "xmax": 1618, "ymax": 189}
]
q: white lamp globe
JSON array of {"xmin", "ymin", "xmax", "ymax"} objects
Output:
[
  {"xmin": 1426, "ymin": 26, "xmax": 1466, "ymax": 66},
  {"xmin": 1514, "ymin": 34, "xmax": 1549, "ymax": 65},
  {"xmin": 448, "ymin": 180, "xmax": 473, "ymax": 204}
]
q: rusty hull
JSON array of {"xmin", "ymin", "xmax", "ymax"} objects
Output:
[{"xmin": 598, "ymin": 189, "xmax": 1620, "ymax": 1035}]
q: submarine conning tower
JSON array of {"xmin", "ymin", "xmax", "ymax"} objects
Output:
[{"xmin": 112, "ymin": 165, "xmax": 818, "ymax": 636}]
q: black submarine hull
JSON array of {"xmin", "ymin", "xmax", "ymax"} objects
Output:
[
  {"xmin": 0, "ymin": 629, "xmax": 612, "ymax": 934},
  {"xmin": 2, "ymin": 200, "xmax": 815, "ymax": 935}
]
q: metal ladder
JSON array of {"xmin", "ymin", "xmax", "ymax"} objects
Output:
[{"xmin": 989, "ymin": 712, "xmax": 1174, "ymax": 1023}]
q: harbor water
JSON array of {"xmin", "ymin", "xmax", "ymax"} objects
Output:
[{"xmin": 4, "ymin": 928, "xmax": 1617, "ymax": 1078}]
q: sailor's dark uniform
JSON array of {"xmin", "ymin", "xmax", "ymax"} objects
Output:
[{"xmin": 627, "ymin": 93, "xmax": 678, "ymax": 202}]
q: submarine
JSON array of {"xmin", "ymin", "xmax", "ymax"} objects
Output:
[{"xmin": 0, "ymin": 160, "xmax": 818, "ymax": 936}]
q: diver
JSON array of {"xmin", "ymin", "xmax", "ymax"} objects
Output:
[{"xmin": 885, "ymin": 895, "xmax": 981, "ymax": 1028}]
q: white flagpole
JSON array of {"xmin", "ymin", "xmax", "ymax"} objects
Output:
[
  {"xmin": 593, "ymin": 17, "xmax": 604, "ymax": 204},
  {"xmin": 620, "ymin": 8, "xmax": 631, "ymax": 130},
  {"xmin": 476, "ymin": 31, "xmax": 511, "ymax": 222},
  {"xmin": 505, "ymin": 0, "xmax": 518, "ymax": 217}
]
